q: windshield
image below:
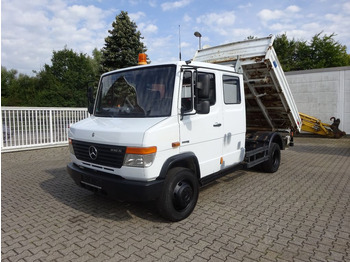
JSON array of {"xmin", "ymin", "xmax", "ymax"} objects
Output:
[{"xmin": 95, "ymin": 65, "xmax": 176, "ymax": 117}]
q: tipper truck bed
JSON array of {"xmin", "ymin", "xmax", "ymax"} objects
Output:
[{"xmin": 193, "ymin": 35, "xmax": 301, "ymax": 133}]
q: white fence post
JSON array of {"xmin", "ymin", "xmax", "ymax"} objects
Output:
[
  {"xmin": 49, "ymin": 109, "xmax": 53, "ymax": 144},
  {"xmin": 1, "ymin": 107, "xmax": 89, "ymax": 152}
]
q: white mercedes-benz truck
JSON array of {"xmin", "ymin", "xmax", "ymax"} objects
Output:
[{"xmin": 67, "ymin": 36, "xmax": 301, "ymax": 221}]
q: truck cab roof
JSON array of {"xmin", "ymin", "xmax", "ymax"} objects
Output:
[{"xmin": 102, "ymin": 60, "xmax": 237, "ymax": 77}]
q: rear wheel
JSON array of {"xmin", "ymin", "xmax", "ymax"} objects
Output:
[
  {"xmin": 261, "ymin": 142, "xmax": 281, "ymax": 173},
  {"xmin": 157, "ymin": 167, "xmax": 199, "ymax": 221}
]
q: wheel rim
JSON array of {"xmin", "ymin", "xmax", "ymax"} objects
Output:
[{"xmin": 173, "ymin": 181, "xmax": 193, "ymax": 211}]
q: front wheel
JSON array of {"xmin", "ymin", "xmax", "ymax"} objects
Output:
[
  {"xmin": 261, "ymin": 142, "xmax": 281, "ymax": 173},
  {"xmin": 157, "ymin": 167, "xmax": 199, "ymax": 222}
]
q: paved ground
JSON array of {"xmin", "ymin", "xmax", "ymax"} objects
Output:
[{"xmin": 1, "ymin": 136, "xmax": 350, "ymax": 262}]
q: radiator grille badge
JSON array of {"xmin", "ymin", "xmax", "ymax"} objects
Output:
[{"xmin": 89, "ymin": 146, "xmax": 98, "ymax": 160}]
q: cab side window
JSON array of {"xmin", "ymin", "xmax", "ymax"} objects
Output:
[
  {"xmin": 223, "ymin": 75, "xmax": 241, "ymax": 104},
  {"xmin": 181, "ymin": 71, "xmax": 216, "ymax": 113}
]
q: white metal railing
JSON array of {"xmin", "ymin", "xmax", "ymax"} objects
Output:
[{"xmin": 1, "ymin": 107, "xmax": 89, "ymax": 152}]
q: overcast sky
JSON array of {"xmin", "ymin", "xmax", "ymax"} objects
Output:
[{"xmin": 2, "ymin": 0, "xmax": 350, "ymax": 75}]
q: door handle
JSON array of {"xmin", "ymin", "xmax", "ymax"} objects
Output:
[{"xmin": 213, "ymin": 123, "xmax": 222, "ymax": 127}]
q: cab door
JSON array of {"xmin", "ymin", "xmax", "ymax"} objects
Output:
[
  {"xmin": 179, "ymin": 70, "xmax": 223, "ymax": 178},
  {"xmin": 221, "ymin": 73, "xmax": 246, "ymax": 167}
]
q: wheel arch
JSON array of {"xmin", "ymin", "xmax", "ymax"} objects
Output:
[
  {"xmin": 157, "ymin": 152, "xmax": 200, "ymax": 180},
  {"xmin": 246, "ymin": 131, "xmax": 285, "ymax": 150},
  {"xmin": 270, "ymin": 132, "xmax": 284, "ymax": 150}
]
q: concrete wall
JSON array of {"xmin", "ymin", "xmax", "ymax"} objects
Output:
[{"xmin": 285, "ymin": 66, "xmax": 350, "ymax": 134}]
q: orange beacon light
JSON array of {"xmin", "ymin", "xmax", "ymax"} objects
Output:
[{"xmin": 138, "ymin": 53, "xmax": 147, "ymax": 65}]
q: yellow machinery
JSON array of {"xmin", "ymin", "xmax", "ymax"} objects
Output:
[{"xmin": 299, "ymin": 113, "xmax": 346, "ymax": 138}]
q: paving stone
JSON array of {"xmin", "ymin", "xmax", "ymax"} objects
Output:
[{"xmin": 1, "ymin": 137, "xmax": 350, "ymax": 261}]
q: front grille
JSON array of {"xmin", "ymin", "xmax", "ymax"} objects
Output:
[{"xmin": 72, "ymin": 140, "xmax": 126, "ymax": 168}]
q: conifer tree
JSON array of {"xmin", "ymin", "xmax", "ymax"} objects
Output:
[{"xmin": 101, "ymin": 11, "xmax": 147, "ymax": 73}]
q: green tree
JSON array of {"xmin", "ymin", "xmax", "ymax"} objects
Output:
[
  {"xmin": 274, "ymin": 32, "xmax": 350, "ymax": 71},
  {"xmin": 101, "ymin": 11, "xmax": 147, "ymax": 73},
  {"xmin": 88, "ymin": 48, "xmax": 103, "ymax": 89},
  {"xmin": 308, "ymin": 32, "xmax": 350, "ymax": 68},
  {"xmin": 1, "ymin": 67, "xmax": 39, "ymax": 106},
  {"xmin": 245, "ymin": 36, "xmax": 257, "ymax": 40},
  {"xmin": 1, "ymin": 67, "xmax": 17, "ymax": 105},
  {"xmin": 273, "ymin": 33, "xmax": 299, "ymax": 71},
  {"xmin": 2, "ymin": 48, "xmax": 101, "ymax": 107},
  {"xmin": 36, "ymin": 47, "xmax": 96, "ymax": 107},
  {"xmin": 91, "ymin": 48, "xmax": 103, "ymax": 78}
]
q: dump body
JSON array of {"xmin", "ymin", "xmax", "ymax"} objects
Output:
[{"xmin": 193, "ymin": 36, "xmax": 302, "ymax": 132}]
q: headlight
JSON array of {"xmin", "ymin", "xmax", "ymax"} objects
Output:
[{"xmin": 124, "ymin": 146, "xmax": 157, "ymax": 168}]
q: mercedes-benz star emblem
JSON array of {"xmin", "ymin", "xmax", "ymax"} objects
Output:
[{"xmin": 89, "ymin": 146, "xmax": 98, "ymax": 160}]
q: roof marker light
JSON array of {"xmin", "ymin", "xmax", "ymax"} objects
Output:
[{"xmin": 138, "ymin": 53, "xmax": 147, "ymax": 65}]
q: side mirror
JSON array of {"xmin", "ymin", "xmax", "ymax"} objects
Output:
[
  {"xmin": 196, "ymin": 100, "xmax": 210, "ymax": 114},
  {"xmin": 196, "ymin": 74, "xmax": 210, "ymax": 99},
  {"xmin": 195, "ymin": 74, "xmax": 210, "ymax": 114},
  {"xmin": 87, "ymin": 83, "xmax": 95, "ymax": 114},
  {"xmin": 88, "ymin": 103, "xmax": 94, "ymax": 115}
]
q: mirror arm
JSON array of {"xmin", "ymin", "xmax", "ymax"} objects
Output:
[{"xmin": 87, "ymin": 82, "xmax": 95, "ymax": 114}]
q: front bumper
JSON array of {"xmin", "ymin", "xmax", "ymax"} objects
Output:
[{"xmin": 67, "ymin": 162, "xmax": 164, "ymax": 201}]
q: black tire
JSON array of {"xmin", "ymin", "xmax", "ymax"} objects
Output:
[
  {"xmin": 261, "ymin": 142, "xmax": 281, "ymax": 173},
  {"xmin": 157, "ymin": 167, "xmax": 199, "ymax": 222}
]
